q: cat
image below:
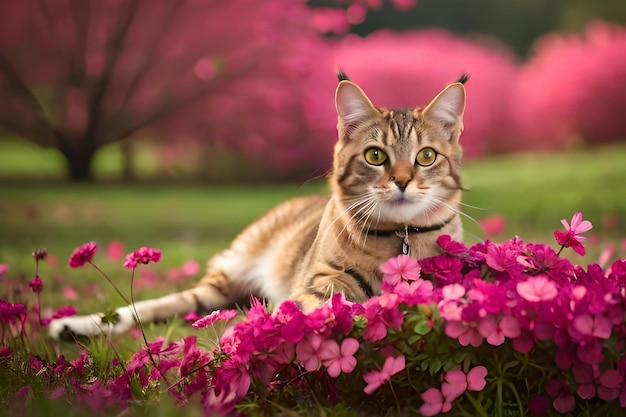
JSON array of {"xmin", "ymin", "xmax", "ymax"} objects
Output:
[{"xmin": 49, "ymin": 72, "xmax": 467, "ymax": 339}]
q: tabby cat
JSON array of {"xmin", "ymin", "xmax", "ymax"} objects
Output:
[{"xmin": 49, "ymin": 73, "xmax": 467, "ymax": 339}]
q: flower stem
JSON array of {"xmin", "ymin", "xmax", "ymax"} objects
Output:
[
  {"xmin": 88, "ymin": 261, "xmax": 132, "ymax": 306},
  {"xmin": 556, "ymin": 244, "xmax": 565, "ymax": 256},
  {"xmin": 129, "ymin": 267, "xmax": 170, "ymax": 386}
]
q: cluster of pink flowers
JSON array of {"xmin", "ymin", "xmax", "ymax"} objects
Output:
[{"xmin": 1, "ymin": 212, "xmax": 626, "ymax": 416}]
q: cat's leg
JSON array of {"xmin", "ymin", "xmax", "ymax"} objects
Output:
[{"xmin": 48, "ymin": 269, "xmax": 236, "ymax": 339}]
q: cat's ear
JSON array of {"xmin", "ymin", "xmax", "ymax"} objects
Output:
[
  {"xmin": 335, "ymin": 80, "xmax": 378, "ymax": 138},
  {"xmin": 423, "ymin": 83, "xmax": 466, "ymax": 141}
]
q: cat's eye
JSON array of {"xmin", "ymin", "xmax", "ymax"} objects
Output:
[
  {"xmin": 363, "ymin": 148, "xmax": 388, "ymax": 166},
  {"xmin": 416, "ymin": 147, "xmax": 437, "ymax": 166}
]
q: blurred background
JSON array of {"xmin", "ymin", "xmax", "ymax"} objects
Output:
[{"xmin": 0, "ymin": 0, "xmax": 625, "ymax": 294}]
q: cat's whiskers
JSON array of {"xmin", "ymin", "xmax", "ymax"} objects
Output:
[
  {"xmin": 321, "ymin": 193, "xmax": 377, "ymax": 244},
  {"xmin": 429, "ymin": 196, "xmax": 480, "ymax": 227}
]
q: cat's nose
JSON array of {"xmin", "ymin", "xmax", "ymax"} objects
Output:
[
  {"xmin": 389, "ymin": 160, "xmax": 413, "ymax": 191},
  {"xmin": 389, "ymin": 176, "xmax": 409, "ymax": 191}
]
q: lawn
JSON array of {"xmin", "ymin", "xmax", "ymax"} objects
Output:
[{"xmin": 0, "ymin": 142, "xmax": 625, "ymax": 416}]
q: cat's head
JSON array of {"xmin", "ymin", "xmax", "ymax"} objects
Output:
[{"xmin": 331, "ymin": 74, "xmax": 466, "ymax": 228}]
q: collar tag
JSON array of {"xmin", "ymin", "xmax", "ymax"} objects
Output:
[{"xmin": 401, "ymin": 225, "xmax": 410, "ymax": 255}]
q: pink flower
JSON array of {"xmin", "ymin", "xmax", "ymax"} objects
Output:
[
  {"xmin": 554, "ymin": 212, "xmax": 593, "ymax": 256},
  {"xmin": 441, "ymin": 369, "xmax": 468, "ymax": 402},
  {"xmin": 363, "ymin": 355, "xmax": 405, "ymax": 395},
  {"xmin": 32, "ymin": 249, "xmax": 48, "ymax": 261},
  {"xmin": 445, "ymin": 321, "xmax": 484, "ymax": 347},
  {"xmin": 571, "ymin": 313, "xmax": 612, "ymax": 339},
  {"xmin": 466, "ymin": 366, "xmax": 488, "ymax": 391},
  {"xmin": 29, "ymin": 276, "xmax": 43, "ymax": 293},
  {"xmin": 106, "ymin": 241, "xmax": 124, "ymax": 261},
  {"xmin": 421, "ymin": 366, "xmax": 487, "ymax": 416},
  {"xmin": 479, "ymin": 215, "xmax": 506, "ymax": 235},
  {"xmin": 296, "ymin": 332, "xmax": 324, "ymax": 372},
  {"xmin": 477, "ymin": 315, "xmax": 521, "ymax": 346},
  {"xmin": 123, "ymin": 246, "xmax": 162, "ymax": 269},
  {"xmin": 192, "ymin": 310, "xmax": 238, "ymax": 329},
  {"xmin": 319, "ymin": 338, "xmax": 359, "ymax": 377},
  {"xmin": 41, "ymin": 305, "xmax": 78, "ymax": 326},
  {"xmin": 380, "ymin": 255, "xmax": 421, "ymax": 285},
  {"xmin": 516, "ymin": 275, "xmax": 558, "ymax": 302},
  {"xmin": 546, "ymin": 379, "xmax": 576, "ymax": 413},
  {"xmin": 420, "ymin": 387, "xmax": 452, "ymax": 416},
  {"xmin": 68, "ymin": 241, "xmax": 98, "ymax": 268}
]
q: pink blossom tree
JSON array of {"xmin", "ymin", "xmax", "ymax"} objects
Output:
[
  {"xmin": 510, "ymin": 21, "xmax": 626, "ymax": 152},
  {"xmin": 0, "ymin": 0, "xmax": 321, "ymax": 180}
]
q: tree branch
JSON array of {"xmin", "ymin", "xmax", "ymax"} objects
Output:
[
  {"xmin": 0, "ymin": 51, "xmax": 67, "ymax": 148},
  {"xmin": 85, "ymin": 0, "xmax": 139, "ymax": 147}
]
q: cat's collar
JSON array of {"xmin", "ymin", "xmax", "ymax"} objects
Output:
[
  {"xmin": 366, "ymin": 214, "xmax": 457, "ymax": 238},
  {"xmin": 366, "ymin": 214, "xmax": 456, "ymax": 256}
]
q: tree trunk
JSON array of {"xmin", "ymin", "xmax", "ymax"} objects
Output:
[
  {"xmin": 121, "ymin": 139, "xmax": 135, "ymax": 183},
  {"xmin": 61, "ymin": 142, "xmax": 97, "ymax": 181}
]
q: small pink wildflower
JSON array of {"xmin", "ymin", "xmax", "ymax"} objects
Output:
[
  {"xmin": 477, "ymin": 315, "xmax": 521, "ymax": 346},
  {"xmin": 106, "ymin": 240, "xmax": 124, "ymax": 261},
  {"xmin": 516, "ymin": 275, "xmax": 558, "ymax": 302},
  {"xmin": 181, "ymin": 260, "xmax": 200, "ymax": 276},
  {"xmin": 380, "ymin": 255, "xmax": 421, "ymax": 285},
  {"xmin": 192, "ymin": 310, "xmax": 238, "ymax": 329},
  {"xmin": 41, "ymin": 305, "xmax": 78, "ymax": 326},
  {"xmin": 466, "ymin": 366, "xmax": 488, "ymax": 391},
  {"xmin": 554, "ymin": 212, "xmax": 593, "ymax": 256},
  {"xmin": 571, "ymin": 313, "xmax": 612, "ymax": 339},
  {"xmin": 420, "ymin": 387, "xmax": 452, "ymax": 416},
  {"xmin": 420, "ymin": 366, "xmax": 487, "ymax": 416},
  {"xmin": 29, "ymin": 276, "xmax": 43, "ymax": 293},
  {"xmin": 296, "ymin": 332, "xmax": 324, "ymax": 372},
  {"xmin": 32, "ymin": 249, "xmax": 48, "ymax": 261},
  {"xmin": 319, "ymin": 337, "xmax": 359, "ymax": 377},
  {"xmin": 479, "ymin": 215, "xmax": 505, "ymax": 235},
  {"xmin": 445, "ymin": 321, "xmax": 484, "ymax": 347},
  {"xmin": 68, "ymin": 241, "xmax": 98, "ymax": 268},
  {"xmin": 363, "ymin": 355, "xmax": 405, "ymax": 395},
  {"xmin": 123, "ymin": 246, "xmax": 162, "ymax": 269}
]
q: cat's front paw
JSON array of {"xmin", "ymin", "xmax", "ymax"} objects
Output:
[{"xmin": 48, "ymin": 309, "xmax": 135, "ymax": 340}]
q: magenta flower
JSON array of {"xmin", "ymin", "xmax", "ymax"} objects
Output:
[
  {"xmin": 363, "ymin": 355, "xmax": 405, "ymax": 395},
  {"xmin": 380, "ymin": 254, "xmax": 421, "ymax": 285},
  {"xmin": 477, "ymin": 315, "xmax": 521, "ymax": 346},
  {"xmin": 516, "ymin": 275, "xmax": 558, "ymax": 302},
  {"xmin": 420, "ymin": 387, "xmax": 452, "ymax": 416},
  {"xmin": 28, "ymin": 276, "xmax": 43, "ymax": 293},
  {"xmin": 319, "ymin": 338, "xmax": 359, "ymax": 377},
  {"xmin": 68, "ymin": 241, "xmax": 98, "ymax": 268},
  {"xmin": 296, "ymin": 332, "xmax": 324, "ymax": 372},
  {"xmin": 124, "ymin": 246, "xmax": 162, "ymax": 269},
  {"xmin": 445, "ymin": 320, "xmax": 484, "ymax": 347},
  {"xmin": 554, "ymin": 212, "xmax": 593, "ymax": 256},
  {"xmin": 571, "ymin": 313, "xmax": 612, "ymax": 339},
  {"xmin": 466, "ymin": 366, "xmax": 488, "ymax": 391},
  {"xmin": 192, "ymin": 309, "xmax": 238, "ymax": 329},
  {"xmin": 106, "ymin": 241, "xmax": 124, "ymax": 261}
]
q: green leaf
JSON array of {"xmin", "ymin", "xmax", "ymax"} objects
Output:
[
  {"xmin": 429, "ymin": 357, "xmax": 442, "ymax": 374},
  {"xmin": 413, "ymin": 319, "xmax": 431, "ymax": 335}
]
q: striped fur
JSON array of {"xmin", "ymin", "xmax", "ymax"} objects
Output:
[{"xmin": 49, "ymin": 76, "xmax": 467, "ymax": 338}]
